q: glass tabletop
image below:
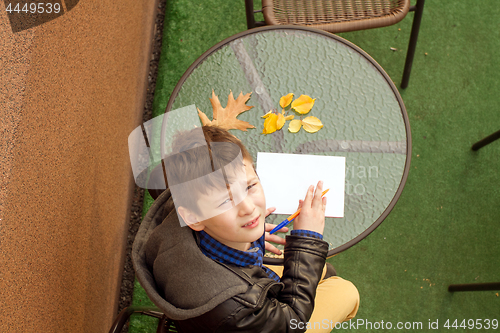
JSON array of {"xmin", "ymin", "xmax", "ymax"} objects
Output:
[{"xmin": 163, "ymin": 26, "xmax": 411, "ymax": 259}]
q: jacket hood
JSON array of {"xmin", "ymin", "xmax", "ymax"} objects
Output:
[{"xmin": 132, "ymin": 189, "xmax": 249, "ymax": 320}]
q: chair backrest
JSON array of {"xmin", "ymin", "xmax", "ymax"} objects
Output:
[
  {"xmin": 257, "ymin": 0, "xmax": 410, "ymax": 33},
  {"xmin": 132, "ymin": 188, "xmax": 254, "ymax": 322},
  {"xmin": 131, "ymin": 191, "xmax": 173, "ymax": 314}
]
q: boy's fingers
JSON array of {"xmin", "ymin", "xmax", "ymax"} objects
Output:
[
  {"xmin": 277, "ymin": 226, "xmax": 289, "ymax": 233},
  {"xmin": 265, "ymin": 222, "xmax": 286, "ymax": 233},
  {"xmin": 265, "ymin": 233, "xmax": 286, "ymax": 245},
  {"xmin": 303, "ymin": 185, "xmax": 314, "ymax": 206},
  {"xmin": 265, "ymin": 207, "xmax": 276, "ymax": 217},
  {"xmin": 297, "ymin": 199, "xmax": 303, "ymax": 209},
  {"xmin": 265, "ymin": 242, "xmax": 283, "ymax": 255},
  {"xmin": 311, "ymin": 180, "xmax": 323, "ymax": 210}
]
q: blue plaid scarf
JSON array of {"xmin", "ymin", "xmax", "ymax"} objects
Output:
[{"xmin": 198, "ymin": 229, "xmax": 323, "ymax": 282}]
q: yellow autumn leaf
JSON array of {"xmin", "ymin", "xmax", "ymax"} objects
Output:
[
  {"xmin": 281, "ymin": 109, "xmax": 294, "ymax": 118},
  {"xmin": 279, "ymin": 93, "xmax": 294, "ymax": 109},
  {"xmin": 262, "ymin": 110, "xmax": 273, "ymax": 119},
  {"xmin": 302, "ymin": 116, "xmax": 323, "ymax": 133},
  {"xmin": 276, "ymin": 113, "xmax": 286, "ymax": 130},
  {"xmin": 262, "ymin": 113, "xmax": 278, "ymax": 134},
  {"xmin": 291, "ymin": 95, "xmax": 316, "ymax": 114},
  {"xmin": 288, "ymin": 119, "xmax": 302, "ymax": 133}
]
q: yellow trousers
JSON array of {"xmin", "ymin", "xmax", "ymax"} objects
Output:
[{"xmin": 266, "ymin": 264, "xmax": 360, "ymax": 333}]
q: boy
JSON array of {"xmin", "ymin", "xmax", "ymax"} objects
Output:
[{"xmin": 144, "ymin": 125, "xmax": 359, "ymax": 332}]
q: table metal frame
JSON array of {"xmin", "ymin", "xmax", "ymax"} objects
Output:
[{"xmin": 162, "ymin": 25, "xmax": 412, "ymax": 263}]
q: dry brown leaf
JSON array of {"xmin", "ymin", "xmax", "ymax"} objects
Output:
[{"xmin": 197, "ymin": 90, "xmax": 255, "ymax": 131}]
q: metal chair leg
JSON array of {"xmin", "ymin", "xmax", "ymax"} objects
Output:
[
  {"xmin": 472, "ymin": 129, "xmax": 500, "ymax": 151},
  {"xmin": 245, "ymin": 0, "xmax": 256, "ymax": 29},
  {"xmin": 157, "ymin": 315, "xmax": 168, "ymax": 333},
  {"xmin": 108, "ymin": 306, "xmax": 165, "ymax": 333},
  {"xmin": 401, "ymin": 0, "xmax": 425, "ymax": 89},
  {"xmin": 448, "ymin": 282, "xmax": 500, "ymax": 292}
]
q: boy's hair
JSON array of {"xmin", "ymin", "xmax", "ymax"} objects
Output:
[{"xmin": 165, "ymin": 125, "xmax": 253, "ymax": 216}]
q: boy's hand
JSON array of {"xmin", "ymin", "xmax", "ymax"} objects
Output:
[
  {"xmin": 264, "ymin": 207, "xmax": 288, "ymax": 255},
  {"xmin": 293, "ymin": 181, "xmax": 326, "ymax": 235}
]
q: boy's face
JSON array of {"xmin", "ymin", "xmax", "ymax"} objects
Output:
[{"xmin": 182, "ymin": 158, "xmax": 266, "ymax": 251}]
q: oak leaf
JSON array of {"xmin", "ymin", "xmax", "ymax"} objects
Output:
[{"xmin": 198, "ymin": 90, "xmax": 255, "ymax": 131}]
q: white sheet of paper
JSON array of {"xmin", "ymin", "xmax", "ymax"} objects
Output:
[{"xmin": 256, "ymin": 152, "xmax": 346, "ymax": 218}]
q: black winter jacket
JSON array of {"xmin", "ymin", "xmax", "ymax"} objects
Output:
[{"xmin": 134, "ymin": 189, "xmax": 329, "ymax": 333}]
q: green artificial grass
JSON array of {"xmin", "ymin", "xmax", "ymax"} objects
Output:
[{"xmin": 129, "ymin": 1, "xmax": 500, "ymax": 332}]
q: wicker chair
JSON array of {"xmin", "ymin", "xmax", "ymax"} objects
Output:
[{"xmin": 244, "ymin": 0, "xmax": 425, "ymax": 88}]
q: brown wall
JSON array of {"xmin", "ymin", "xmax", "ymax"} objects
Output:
[{"xmin": 0, "ymin": 1, "xmax": 157, "ymax": 331}]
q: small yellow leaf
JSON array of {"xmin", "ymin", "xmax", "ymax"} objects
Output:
[
  {"xmin": 276, "ymin": 113, "xmax": 286, "ymax": 130},
  {"xmin": 302, "ymin": 116, "xmax": 323, "ymax": 133},
  {"xmin": 262, "ymin": 110, "xmax": 273, "ymax": 118},
  {"xmin": 288, "ymin": 119, "xmax": 302, "ymax": 133},
  {"xmin": 263, "ymin": 113, "xmax": 278, "ymax": 134},
  {"xmin": 284, "ymin": 115, "xmax": 294, "ymax": 121},
  {"xmin": 279, "ymin": 93, "xmax": 294, "ymax": 108},
  {"xmin": 291, "ymin": 95, "xmax": 316, "ymax": 114}
]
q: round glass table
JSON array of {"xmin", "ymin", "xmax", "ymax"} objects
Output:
[{"xmin": 163, "ymin": 26, "xmax": 411, "ymax": 263}]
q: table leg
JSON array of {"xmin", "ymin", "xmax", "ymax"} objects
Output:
[
  {"xmin": 448, "ymin": 282, "xmax": 500, "ymax": 292},
  {"xmin": 471, "ymin": 129, "xmax": 500, "ymax": 151}
]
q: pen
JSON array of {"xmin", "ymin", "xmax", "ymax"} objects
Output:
[{"xmin": 269, "ymin": 189, "xmax": 329, "ymax": 234}]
